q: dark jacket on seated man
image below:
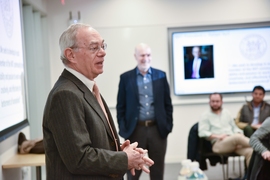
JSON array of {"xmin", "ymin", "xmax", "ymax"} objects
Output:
[
  {"xmin": 235, "ymin": 100, "xmax": 270, "ymax": 137},
  {"xmin": 248, "ymin": 117, "xmax": 270, "ymax": 180}
]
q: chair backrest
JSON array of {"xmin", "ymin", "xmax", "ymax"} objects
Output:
[{"xmin": 187, "ymin": 122, "xmax": 200, "ymax": 161}]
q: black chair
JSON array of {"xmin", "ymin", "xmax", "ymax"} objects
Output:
[
  {"xmin": 199, "ymin": 137, "xmax": 243, "ymax": 180},
  {"xmin": 187, "ymin": 122, "xmax": 223, "ymax": 171}
]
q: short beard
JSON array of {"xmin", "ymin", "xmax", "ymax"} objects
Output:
[{"xmin": 211, "ymin": 106, "xmax": 222, "ymax": 112}]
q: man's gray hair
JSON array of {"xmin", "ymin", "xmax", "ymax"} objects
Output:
[{"xmin": 59, "ymin": 23, "xmax": 91, "ymax": 64}]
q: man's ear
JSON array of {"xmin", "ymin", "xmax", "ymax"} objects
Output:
[{"xmin": 64, "ymin": 48, "xmax": 76, "ymax": 63}]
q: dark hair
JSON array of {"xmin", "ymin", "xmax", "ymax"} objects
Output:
[
  {"xmin": 252, "ymin": 86, "xmax": 265, "ymax": 94},
  {"xmin": 209, "ymin": 92, "xmax": 223, "ymax": 100}
]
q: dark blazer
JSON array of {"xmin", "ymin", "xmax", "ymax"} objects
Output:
[
  {"xmin": 184, "ymin": 59, "xmax": 214, "ymax": 79},
  {"xmin": 43, "ymin": 69, "xmax": 127, "ymax": 180},
  {"xmin": 116, "ymin": 67, "xmax": 173, "ymax": 139}
]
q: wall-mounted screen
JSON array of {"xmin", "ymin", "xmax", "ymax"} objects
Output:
[
  {"xmin": 0, "ymin": 0, "xmax": 28, "ymax": 142},
  {"xmin": 168, "ymin": 22, "xmax": 270, "ymax": 95}
]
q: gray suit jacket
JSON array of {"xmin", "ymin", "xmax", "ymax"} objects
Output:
[{"xmin": 43, "ymin": 69, "xmax": 127, "ymax": 180}]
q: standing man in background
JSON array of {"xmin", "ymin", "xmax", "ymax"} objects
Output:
[
  {"xmin": 235, "ymin": 85, "xmax": 270, "ymax": 137},
  {"xmin": 43, "ymin": 24, "xmax": 153, "ymax": 179},
  {"xmin": 116, "ymin": 43, "xmax": 173, "ymax": 180}
]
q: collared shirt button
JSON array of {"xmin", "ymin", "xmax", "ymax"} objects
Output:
[
  {"xmin": 146, "ymin": 103, "xmax": 149, "ymax": 106},
  {"xmin": 146, "ymin": 112, "xmax": 149, "ymax": 115},
  {"xmin": 145, "ymin": 95, "xmax": 148, "ymax": 98},
  {"xmin": 144, "ymin": 86, "xmax": 147, "ymax": 89}
]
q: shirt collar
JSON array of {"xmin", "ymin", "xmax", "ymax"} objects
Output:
[
  {"xmin": 252, "ymin": 101, "xmax": 262, "ymax": 108},
  {"xmin": 65, "ymin": 67, "xmax": 95, "ymax": 92},
  {"xmin": 136, "ymin": 67, "xmax": 152, "ymax": 75}
]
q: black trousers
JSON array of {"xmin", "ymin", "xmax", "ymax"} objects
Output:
[{"xmin": 126, "ymin": 124, "xmax": 167, "ymax": 180}]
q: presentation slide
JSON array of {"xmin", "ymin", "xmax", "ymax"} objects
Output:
[
  {"xmin": 0, "ymin": 0, "xmax": 27, "ymax": 132},
  {"xmin": 172, "ymin": 25, "xmax": 270, "ymax": 95}
]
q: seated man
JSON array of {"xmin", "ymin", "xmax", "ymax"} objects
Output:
[
  {"xmin": 235, "ymin": 85, "xmax": 270, "ymax": 137},
  {"xmin": 198, "ymin": 92, "xmax": 253, "ymax": 168}
]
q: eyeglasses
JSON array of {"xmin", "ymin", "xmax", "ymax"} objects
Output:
[{"xmin": 71, "ymin": 43, "xmax": 107, "ymax": 53}]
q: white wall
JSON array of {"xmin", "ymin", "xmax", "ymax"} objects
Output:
[{"xmin": 45, "ymin": 0, "xmax": 270, "ymax": 163}]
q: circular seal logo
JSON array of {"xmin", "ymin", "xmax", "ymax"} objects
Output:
[
  {"xmin": 0, "ymin": 0, "xmax": 14, "ymax": 38},
  {"xmin": 240, "ymin": 34, "xmax": 267, "ymax": 60}
]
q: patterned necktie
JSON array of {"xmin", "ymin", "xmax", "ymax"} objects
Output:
[{"xmin": 93, "ymin": 83, "xmax": 119, "ymax": 151}]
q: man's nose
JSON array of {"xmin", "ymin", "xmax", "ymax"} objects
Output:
[
  {"xmin": 98, "ymin": 48, "xmax": 106, "ymax": 56},
  {"xmin": 143, "ymin": 56, "xmax": 148, "ymax": 61}
]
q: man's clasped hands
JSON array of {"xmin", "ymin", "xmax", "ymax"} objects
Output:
[{"xmin": 121, "ymin": 140, "xmax": 154, "ymax": 175}]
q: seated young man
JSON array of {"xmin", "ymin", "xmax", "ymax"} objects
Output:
[
  {"xmin": 235, "ymin": 85, "xmax": 270, "ymax": 137},
  {"xmin": 198, "ymin": 92, "xmax": 253, "ymax": 167}
]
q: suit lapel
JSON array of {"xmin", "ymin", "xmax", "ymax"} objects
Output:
[
  {"xmin": 151, "ymin": 68, "xmax": 158, "ymax": 98},
  {"xmin": 84, "ymin": 92, "xmax": 116, "ymax": 141},
  {"xmin": 61, "ymin": 70, "xmax": 115, "ymax": 141},
  {"xmin": 130, "ymin": 68, "xmax": 139, "ymax": 101}
]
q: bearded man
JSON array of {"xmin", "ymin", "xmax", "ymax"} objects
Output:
[{"xmin": 198, "ymin": 93, "xmax": 253, "ymax": 168}]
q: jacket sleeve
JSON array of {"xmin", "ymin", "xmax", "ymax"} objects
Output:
[
  {"xmin": 164, "ymin": 73, "xmax": 173, "ymax": 132},
  {"xmin": 230, "ymin": 118, "xmax": 243, "ymax": 134},
  {"xmin": 235, "ymin": 106, "xmax": 248, "ymax": 129}
]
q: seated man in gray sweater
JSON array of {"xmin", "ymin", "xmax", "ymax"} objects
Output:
[
  {"xmin": 248, "ymin": 117, "xmax": 270, "ymax": 180},
  {"xmin": 198, "ymin": 92, "xmax": 253, "ymax": 167}
]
